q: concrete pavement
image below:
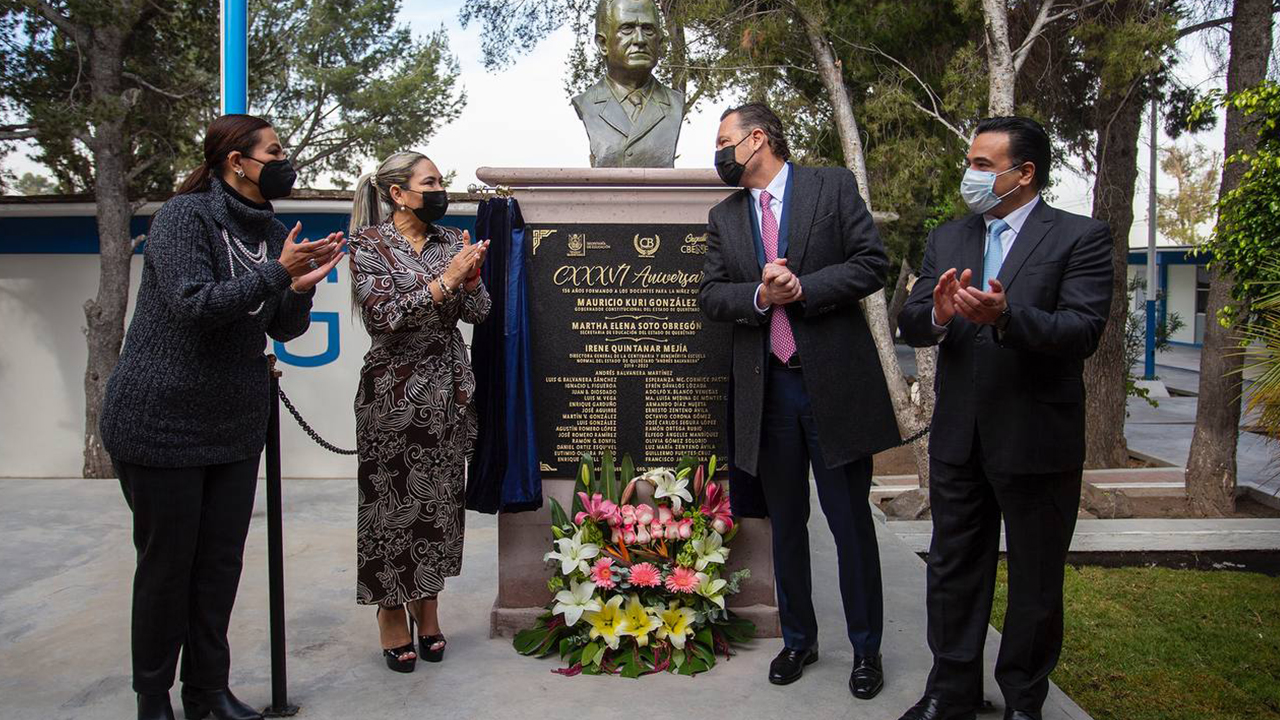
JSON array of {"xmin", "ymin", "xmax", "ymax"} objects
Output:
[{"xmin": 0, "ymin": 478, "xmax": 1091, "ymax": 720}]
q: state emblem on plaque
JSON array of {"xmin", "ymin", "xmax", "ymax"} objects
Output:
[
  {"xmin": 634, "ymin": 233, "xmax": 661, "ymax": 258},
  {"xmin": 567, "ymin": 233, "xmax": 587, "ymax": 257}
]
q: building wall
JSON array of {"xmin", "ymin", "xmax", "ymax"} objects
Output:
[
  {"xmin": 0, "ymin": 202, "xmax": 477, "ymax": 478},
  {"xmin": 1166, "ymin": 263, "xmax": 1199, "ymax": 345}
]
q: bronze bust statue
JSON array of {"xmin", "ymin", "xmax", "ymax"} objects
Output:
[{"xmin": 571, "ymin": 0, "xmax": 684, "ymax": 167}]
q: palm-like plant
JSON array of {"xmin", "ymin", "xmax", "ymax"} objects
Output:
[{"xmin": 1242, "ymin": 263, "xmax": 1280, "ymax": 444}]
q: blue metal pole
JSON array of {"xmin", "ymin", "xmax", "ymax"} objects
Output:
[
  {"xmin": 1144, "ymin": 298, "xmax": 1157, "ymax": 379},
  {"xmin": 1144, "ymin": 93, "xmax": 1158, "ymax": 380},
  {"xmin": 220, "ymin": 0, "xmax": 248, "ymax": 115}
]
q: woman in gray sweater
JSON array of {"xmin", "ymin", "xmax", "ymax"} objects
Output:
[{"xmin": 100, "ymin": 115, "xmax": 344, "ymax": 720}]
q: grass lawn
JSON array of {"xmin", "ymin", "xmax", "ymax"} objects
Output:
[{"xmin": 991, "ymin": 563, "xmax": 1280, "ymax": 720}]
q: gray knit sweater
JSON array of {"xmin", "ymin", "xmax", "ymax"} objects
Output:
[{"xmin": 100, "ymin": 178, "xmax": 315, "ymax": 468}]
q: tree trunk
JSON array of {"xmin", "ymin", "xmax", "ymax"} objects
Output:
[
  {"xmin": 82, "ymin": 28, "xmax": 132, "ymax": 479},
  {"xmin": 1186, "ymin": 0, "xmax": 1274, "ymax": 516},
  {"xmin": 981, "ymin": 0, "xmax": 1016, "ymax": 115},
  {"xmin": 1082, "ymin": 76, "xmax": 1144, "ymax": 470},
  {"xmin": 886, "ymin": 258, "xmax": 912, "ymax": 336},
  {"xmin": 796, "ymin": 5, "xmax": 930, "ymax": 487}
]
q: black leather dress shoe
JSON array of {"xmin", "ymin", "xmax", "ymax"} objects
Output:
[
  {"xmin": 768, "ymin": 643, "xmax": 819, "ymax": 685},
  {"xmin": 896, "ymin": 695, "xmax": 977, "ymax": 720},
  {"xmin": 849, "ymin": 653, "xmax": 884, "ymax": 699},
  {"xmin": 137, "ymin": 693, "xmax": 175, "ymax": 720},
  {"xmin": 1005, "ymin": 711, "xmax": 1042, "ymax": 720},
  {"xmin": 180, "ymin": 687, "xmax": 263, "ymax": 720}
]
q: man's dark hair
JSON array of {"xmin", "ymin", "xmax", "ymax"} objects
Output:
[
  {"xmin": 974, "ymin": 116, "xmax": 1051, "ymax": 190},
  {"xmin": 721, "ymin": 102, "xmax": 791, "ymax": 161}
]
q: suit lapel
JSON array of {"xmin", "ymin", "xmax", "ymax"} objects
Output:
[
  {"xmin": 996, "ymin": 200, "xmax": 1054, "ymax": 290},
  {"xmin": 736, "ymin": 191, "xmax": 764, "ymax": 275},
  {"xmin": 959, "ymin": 214, "xmax": 986, "ymax": 287},
  {"xmin": 783, "ymin": 165, "xmax": 819, "ymax": 272},
  {"xmin": 625, "ymin": 88, "xmax": 670, "ymax": 149},
  {"xmin": 597, "ymin": 94, "xmax": 633, "ymax": 139}
]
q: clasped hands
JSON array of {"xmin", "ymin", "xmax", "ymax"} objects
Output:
[
  {"xmin": 442, "ymin": 230, "xmax": 490, "ymax": 292},
  {"xmin": 933, "ymin": 267, "xmax": 1006, "ymax": 326},
  {"xmin": 757, "ymin": 258, "xmax": 803, "ymax": 308}
]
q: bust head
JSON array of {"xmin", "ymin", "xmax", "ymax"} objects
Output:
[{"xmin": 594, "ymin": 0, "xmax": 664, "ymax": 84}]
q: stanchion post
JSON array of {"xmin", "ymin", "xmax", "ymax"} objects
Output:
[{"xmin": 264, "ymin": 356, "xmax": 299, "ymax": 717}]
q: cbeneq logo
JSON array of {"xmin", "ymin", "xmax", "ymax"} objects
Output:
[
  {"xmin": 634, "ymin": 233, "xmax": 660, "ymax": 258},
  {"xmin": 681, "ymin": 233, "xmax": 708, "ymax": 255}
]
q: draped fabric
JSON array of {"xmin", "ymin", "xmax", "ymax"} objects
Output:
[{"xmin": 466, "ymin": 198, "xmax": 543, "ymax": 513}]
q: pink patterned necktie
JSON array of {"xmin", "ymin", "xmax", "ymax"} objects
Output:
[{"xmin": 760, "ymin": 191, "xmax": 797, "ymax": 363}]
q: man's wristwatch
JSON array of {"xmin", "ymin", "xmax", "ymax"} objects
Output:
[{"xmin": 994, "ymin": 305, "xmax": 1013, "ymax": 333}]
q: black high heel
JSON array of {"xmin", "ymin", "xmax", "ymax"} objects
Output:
[
  {"xmin": 418, "ymin": 633, "xmax": 447, "ymax": 663},
  {"xmin": 378, "ymin": 605, "xmax": 417, "ymax": 673},
  {"xmin": 137, "ymin": 693, "xmax": 175, "ymax": 720},
  {"xmin": 179, "ymin": 687, "xmax": 261, "ymax": 720}
]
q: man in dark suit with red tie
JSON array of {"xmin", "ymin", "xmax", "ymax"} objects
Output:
[
  {"xmin": 698, "ymin": 102, "xmax": 900, "ymax": 700},
  {"xmin": 897, "ymin": 117, "xmax": 1114, "ymax": 720}
]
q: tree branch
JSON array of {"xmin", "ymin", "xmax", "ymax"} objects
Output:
[
  {"xmin": 1177, "ymin": 16, "xmax": 1232, "ymax": 38},
  {"xmin": 832, "ymin": 35, "xmax": 969, "ymax": 144},
  {"xmin": 126, "ymin": 154, "xmax": 162, "ymax": 183},
  {"xmin": 1013, "ymin": 0, "xmax": 1056, "ymax": 74},
  {"xmin": 0, "ymin": 124, "xmax": 38, "ymax": 141},
  {"xmin": 121, "ymin": 72, "xmax": 196, "ymax": 101},
  {"xmin": 292, "ymin": 134, "xmax": 361, "ymax": 172},
  {"xmin": 19, "ymin": 0, "xmax": 87, "ymax": 44}
]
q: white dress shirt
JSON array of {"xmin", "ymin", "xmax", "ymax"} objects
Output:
[
  {"xmin": 752, "ymin": 163, "xmax": 791, "ymax": 313},
  {"xmin": 932, "ymin": 195, "xmax": 1041, "ymax": 334}
]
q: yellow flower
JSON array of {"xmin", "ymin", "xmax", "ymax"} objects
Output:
[
  {"xmin": 584, "ymin": 594, "xmax": 626, "ymax": 650},
  {"xmin": 655, "ymin": 601, "xmax": 696, "ymax": 650},
  {"xmin": 618, "ymin": 594, "xmax": 662, "ymax": 647}
]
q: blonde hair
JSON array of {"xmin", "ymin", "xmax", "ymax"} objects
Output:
[{"xmin": 348, "ymin": 150, "xmax": 431, "ymax": 235}]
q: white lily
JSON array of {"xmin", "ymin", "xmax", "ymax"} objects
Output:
[
  {"xmin": 695, "ymin": 572, "xmax": 729, "ymax": 609},
  {"xmin": 691, "ymin": 530, "xmax": 729, "ymax": 571},
  {"xmin": 543, "ymin": 528, "xmax": 599, "ymax": 576},
  {"xmin": 644, "ymin": 468, "xmax": 693, "ymax": 513},
  {"xmin": 552, "ymin": 579, "xmax": 601, "ymax": 627}
]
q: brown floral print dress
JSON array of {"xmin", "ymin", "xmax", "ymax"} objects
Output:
[{"xmin": 349, "ymin": 221, "xmax": 491, "ymax": 606}]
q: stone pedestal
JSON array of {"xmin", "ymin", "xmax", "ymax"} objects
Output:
[{"xmin": 477, "ymin": 167, "xmax": 780, "ymax": 639}]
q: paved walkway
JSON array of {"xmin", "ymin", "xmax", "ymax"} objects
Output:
[
  {"xmin": 892, "ymin": 344, "xmax": 1280, "ymax": 506},
  {"xmin": 0, "ymin": 478, "xmax": 1090, "ymax": 720}
]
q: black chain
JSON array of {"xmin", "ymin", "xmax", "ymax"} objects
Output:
[
  {"xmin": 278, "ymin": 387, "xmax": 358, "ymax": 456},
  {"xmin": 896, "ymin": 424, "xmax": 930, "ymax": 448}
]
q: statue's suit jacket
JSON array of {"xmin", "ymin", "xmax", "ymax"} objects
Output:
[{"xmin": 571, "ymin": 79, "xmax": 684, "ymax": 167}]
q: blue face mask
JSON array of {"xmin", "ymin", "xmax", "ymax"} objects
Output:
[{"xmin": 960, "ymin": 165, "xmax": 1021, "ymax": 214}]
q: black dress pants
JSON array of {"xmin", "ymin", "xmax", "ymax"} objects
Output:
[
  {"xmin": 757, "ymin": 363, "xmax": 884, "ymax": 655},
  {"xmin": 924, "ymin": 435, "xmax": 1081, "ymax": 713},
  {"xmin": 116, "ymin": 456, "xmax": 259, "ymax": 694}
]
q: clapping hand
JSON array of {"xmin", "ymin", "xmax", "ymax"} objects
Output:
[
  {"xmin": 759, "ymin": 258, "xmax": 802, "ymax": 307},
  {"xmin": 953, "ymin": 276, "xmax": 1007, "ymax": 325},
  {"xmin": 279, "ymin": 223, "xmax": 345, "ymax": 292},
  {"xmin": 444, "ymin": 230, "xmax": 490, "ymax": 291}
]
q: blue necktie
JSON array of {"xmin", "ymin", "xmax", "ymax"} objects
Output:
[{"xmin": 983, "ymin": 219, "xmax": 1011, "ymax": 289}]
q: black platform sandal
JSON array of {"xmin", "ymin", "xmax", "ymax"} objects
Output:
[
  {"xmin": 419, "ymin": 633, "xmax": 447, "ymax": 663},
  {"xmin": 378, "ymin": 605, "xmax": 417, "ymax": 673}
]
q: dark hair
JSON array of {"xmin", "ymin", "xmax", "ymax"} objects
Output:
[
  {"xmin": 721, "ymin": 102, "xmax": 791, "ymax": 161},
  {"xmin": 175, "ymin": 114, "xmax": 273, "ymax": 195},
  {"xmin": 974, "ymin": 116, "xmax": 1051, "ymax": 190}
]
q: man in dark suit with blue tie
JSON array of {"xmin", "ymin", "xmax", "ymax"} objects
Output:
[
  {"xmin": 896, "ymin": 117, "xmax": 1114, "ymax": 720},
  {"xmin": 698, "ymin": 102, "xmax": 900, "ymax": 699}
]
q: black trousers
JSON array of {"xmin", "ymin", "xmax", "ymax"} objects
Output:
[
  {"xmin": 116, "ymin": 456, "xmax": 259, "ymax": 694},
  {"xmin": 924, "ymin": 435, "xmax": 1081, "ymax": 712},
  {"xmin": 757, "ymin": 363, "xmax": 884, "ymax": 655}
]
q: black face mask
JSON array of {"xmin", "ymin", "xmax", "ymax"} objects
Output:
[
  {"xmin": 242, "ymin": 156, "xmax": 297, "ymax": 200},
  {"xmin": 714, "ymin": 133, "xmax": 760, "ymax": 187},
  {"xmin": 401, "ymin": 187, "xmax": 449, "ymax": 224}
]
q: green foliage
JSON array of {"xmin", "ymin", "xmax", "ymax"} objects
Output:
[
  {"xmin": 1240, "ymin": 263, "xmax": 1280, "ymax": 454},
  {"xmin": 1193, "ymin": 82, "xmax": 1280, "ymax": 320},
  {"xmin": 991, "ymin": 562, "xmax": 1280, "ymax": 720},
  {"xmin": 0, "ymin": 1, "xmax": 219, "ymax": 195},
  {"xmin": 13, "ymin": 171, "xmax": 58, "ymax": 194},
  {"xmin": 1157, "ymin": 142, "xmax": 1221, "ymax": 248},
  {"xmin": 249, "ymin": 0, "xmax": 465, "ymax": 187}
]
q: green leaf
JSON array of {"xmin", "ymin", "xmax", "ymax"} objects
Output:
[
  {"xmin": 513, "ymin": 626, "xmax": 548, "ymax": 655},
  {"xmin": 581, "ymin": 641, "xmax": 599, "ymax": 667},
  {"xmin": 621, "ymin": 454, "xmax": 636, "ymax": 488},
  {"xmin": 602, "ymin": 450, "xmax": 617, "ymax": 504}
]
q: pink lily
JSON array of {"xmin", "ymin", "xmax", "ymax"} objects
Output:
[
  {"xmin": 700, "ymin": 481, "xmax": 734, "ymax": 534},
  {"xmin": 575, "ymin": 492, "xmax": 620, "ymax": 526}
]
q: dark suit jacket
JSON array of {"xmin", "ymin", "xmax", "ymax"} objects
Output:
[
  {"xmin": 570, "ymin": 79, "xmax": 684, "ymax": 167},
  {"xmin": 898, "ymin": 200, "xmax": 1114, "ymax": 475},
  {"xmin": 698, "ymin": 164, "xmax": 900, "ymax": 478}
]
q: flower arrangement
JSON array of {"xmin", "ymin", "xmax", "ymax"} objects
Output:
[{"xmin": 514, "ymin": 452, "xmax": 755, "ymax": 677}]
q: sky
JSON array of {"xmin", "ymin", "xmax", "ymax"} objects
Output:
[{"xmin": 5, "ymin": 0, "xmax": 1246, "ymax": 249}]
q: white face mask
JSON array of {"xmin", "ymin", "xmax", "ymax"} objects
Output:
[{"xmin": 960, "ymin": 165, "xmax": 1021, "ymax": 214}]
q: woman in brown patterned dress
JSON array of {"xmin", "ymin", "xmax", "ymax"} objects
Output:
[{"xmin": 347, "ymin": 151, "xmax": 490, "ymax": 673}]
